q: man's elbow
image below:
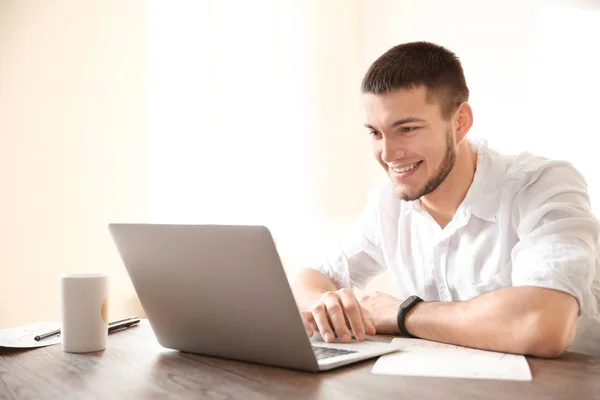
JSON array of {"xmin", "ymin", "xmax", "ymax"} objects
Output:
[{"xmin": 523, "ymin": 311, "xmax": 578, "ymax": 358}]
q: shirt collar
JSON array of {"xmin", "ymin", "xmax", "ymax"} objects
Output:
[{"xmin": 460, "ymin": 139, "xmax": 501, "ymax": 223}]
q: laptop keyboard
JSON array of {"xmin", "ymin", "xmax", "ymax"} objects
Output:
[{"xmin": 312, "ymin": 345, "xmax": 358, "ymax": 360}]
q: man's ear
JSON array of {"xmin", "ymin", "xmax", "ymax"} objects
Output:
[{"xmin": 454, "ymin": 102, "xmax": 473, "ymax": 144}]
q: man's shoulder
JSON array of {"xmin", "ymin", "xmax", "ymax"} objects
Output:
[{"xmin": 483, "ymin": 143, "xmax": 586, "ymax": 190}]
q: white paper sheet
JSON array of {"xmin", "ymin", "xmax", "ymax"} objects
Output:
[
  {"xmin": 372, "ymin": 338, "xmax": 532, "ymax": 381},
  {"xmin": 0, "ymin": 322, "xmax": 61, "ymax": 348}
]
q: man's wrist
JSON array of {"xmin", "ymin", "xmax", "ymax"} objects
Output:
[
  {"xmin": 385, "ymin": 299, "xmax": 404, "ymax": 334},
  {"xmin": 404, "ymin": 301, "xmax": 425, "ymax": 335},
  {"xmin": 397, "ymin": 295, "xmax": 424, "ymax": 337}
]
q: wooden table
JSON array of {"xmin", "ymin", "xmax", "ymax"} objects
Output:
[{"xmin": 1, "ymin": 320, "xmax": 599, "ymax": 400}]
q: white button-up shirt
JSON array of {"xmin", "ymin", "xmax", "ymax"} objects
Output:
[{"xmin": 313, "ymin": 139, "xmax": 600, "ymax": 356}]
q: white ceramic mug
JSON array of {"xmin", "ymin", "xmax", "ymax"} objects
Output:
[{"xmin": 60, "ymin": 273, "xmax": 110, "ymax": 353}]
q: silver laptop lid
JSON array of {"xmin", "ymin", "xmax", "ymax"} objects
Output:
[{"xmin": 108, "ymin": 223, "xmax": 319, "ymax": 371}]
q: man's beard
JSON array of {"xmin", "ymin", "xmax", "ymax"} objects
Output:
[{"xmin": 396, "ymin": 129, "xmax": 456, "ymax": 202}]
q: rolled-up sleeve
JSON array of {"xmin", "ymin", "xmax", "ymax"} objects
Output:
[
  {"xmin": 310, "ymin": 186, "xmax": 387, "ymax": 289},
  {"xmin": 511, "ymin": 160, "xmax": 600, "ymax": 313}
]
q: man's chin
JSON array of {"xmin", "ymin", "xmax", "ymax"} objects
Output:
[{"xmin": 392, "ymin": 185, "xmax": 423, "ymax": 202}]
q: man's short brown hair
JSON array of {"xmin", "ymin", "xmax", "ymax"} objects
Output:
[{"xmin": 361, "ymin": 41, "xmax": 470, "ymax": 120}]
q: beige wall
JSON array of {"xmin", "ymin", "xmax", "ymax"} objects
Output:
[{"xmin": 0, "ymin": 0, "xmax": 148, "ymax": 328}]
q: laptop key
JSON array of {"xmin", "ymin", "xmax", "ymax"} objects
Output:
[{"xmin": 312, "ymin": 345, "xmax": 358, "ymax": 360}]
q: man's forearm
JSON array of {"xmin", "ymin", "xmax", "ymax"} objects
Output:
[
  {"xmin": 291, "ymin": 268, "xmax": 338, "ymax": 310},
  {"xmin": 404, "ymin": 286, "xmax": 579, "ymax": 358}
]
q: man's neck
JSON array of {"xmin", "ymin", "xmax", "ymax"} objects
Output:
[{"xmin": 419, "ymin": 141, "xmax": 478, "ymax": 229}]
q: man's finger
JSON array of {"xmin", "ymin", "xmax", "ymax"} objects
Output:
[
  {"xmin": 338, "ymin": 289, "xmax": 366, "ymax": 341},
  {"xmin": 304, "ymin": 311, "xmax": 320, "ymax": 337},
  {"xmin": 361, "ymin": 306, "xmax": 377, "ymax": 336},
  {"xmin": 311, "ymin": 301, "xmax": 335, "ymax": 342},
  {"xmin": 309, "ymin": 319, "xmax": 319, "ymax": 335},
  {"xmin": 322, "ymin": 293, "xmax": 352, "ymax": 342},
  {"xmin": 301, "ymin": 311, "xmax": 315, "ymax": 336}
]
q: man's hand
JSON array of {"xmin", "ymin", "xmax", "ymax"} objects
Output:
[
  {"xmin": 357, "ymin": 291, "xmax": 403, "ymax": 334},
  {"xmin": 300, "ymin": 288, "xmax": 376, "ymax": 343}
]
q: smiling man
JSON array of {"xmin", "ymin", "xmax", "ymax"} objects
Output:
[{"xmin": 291, "ymin": 41, "xmax": 600, "ymax": 358}]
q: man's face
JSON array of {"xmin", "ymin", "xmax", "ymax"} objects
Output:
[{"xmin": 364, "ymin": 86, "xmax": 456, "ymax": 201}]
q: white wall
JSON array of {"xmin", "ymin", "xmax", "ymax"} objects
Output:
[
  {"xmin": 146, "ymin": 0, "xmax": 371, "ymax": 273},
  {"xmin": 0, "ymin": 0, "xmax": 148, "ymax": 328}
]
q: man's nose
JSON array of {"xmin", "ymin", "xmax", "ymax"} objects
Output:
[{"xmin": 381, "ymin": 137, "xmax": 406, "ymax": 164}]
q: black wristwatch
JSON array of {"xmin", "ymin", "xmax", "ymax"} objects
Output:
[{"xmin": 397, "ymin": 295, "xmax": 423, "ymax": 337}]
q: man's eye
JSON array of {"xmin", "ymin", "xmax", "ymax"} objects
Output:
[
  {"xmin": 400, "ymin": 127, "xmax": 418, "ymax": 133},
  {"xmin": 369, "ymin": 131, "xmax": 381, "ymax": 137}
]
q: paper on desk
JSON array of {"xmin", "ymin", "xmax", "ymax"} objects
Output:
[
  {"xmin": 372, "ymin": 338, "xmax": 532, "ymax": 381},
  {"xmin": 0, "ymin": 322, "xmax": 61, "ymax": 348}
]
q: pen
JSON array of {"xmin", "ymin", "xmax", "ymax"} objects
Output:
[{"xmin": 34, "ymin": 316, "xmax": 141, "ymax": 341}]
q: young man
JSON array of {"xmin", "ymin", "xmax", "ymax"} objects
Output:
[{"xmin": 291, "ymin": 41, "xmax": 600, "ymax": 358}]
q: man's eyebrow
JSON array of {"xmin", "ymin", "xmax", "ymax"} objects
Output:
[
  {"xmin": 390, "ymin": 117, "xmax": 426, "ymax": 127},
  {"xmin": 364, "ymin": 117, "xmax": 426, "ymax": 131}
]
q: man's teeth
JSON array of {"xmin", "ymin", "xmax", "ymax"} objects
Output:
[{"xmin": 393, "ymin": 163, "xmax": 419, "ymax": 173}]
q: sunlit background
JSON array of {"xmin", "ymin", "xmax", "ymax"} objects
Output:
[{"xmin": 1, "ymin": 0, "xmax": 599, "ymax": 327}]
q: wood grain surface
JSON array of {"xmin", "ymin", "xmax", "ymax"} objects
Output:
[{"xmin": 1, "ymin": 320, "xmax": 599, "ymax": 400}]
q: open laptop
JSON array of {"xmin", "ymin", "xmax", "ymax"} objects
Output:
[{"xmin": 108, "ymin": 223, "xmax": 402, "ymax": 371}]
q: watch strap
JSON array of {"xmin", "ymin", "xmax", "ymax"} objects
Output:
[{"xmin": 397, "ymin": 295, "xmax": 423, "ymax": 337}]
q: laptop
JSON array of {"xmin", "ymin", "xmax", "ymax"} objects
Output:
[{"xmin": 108, "ymin": 223, "xmax": 403, "ymax": 372}]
